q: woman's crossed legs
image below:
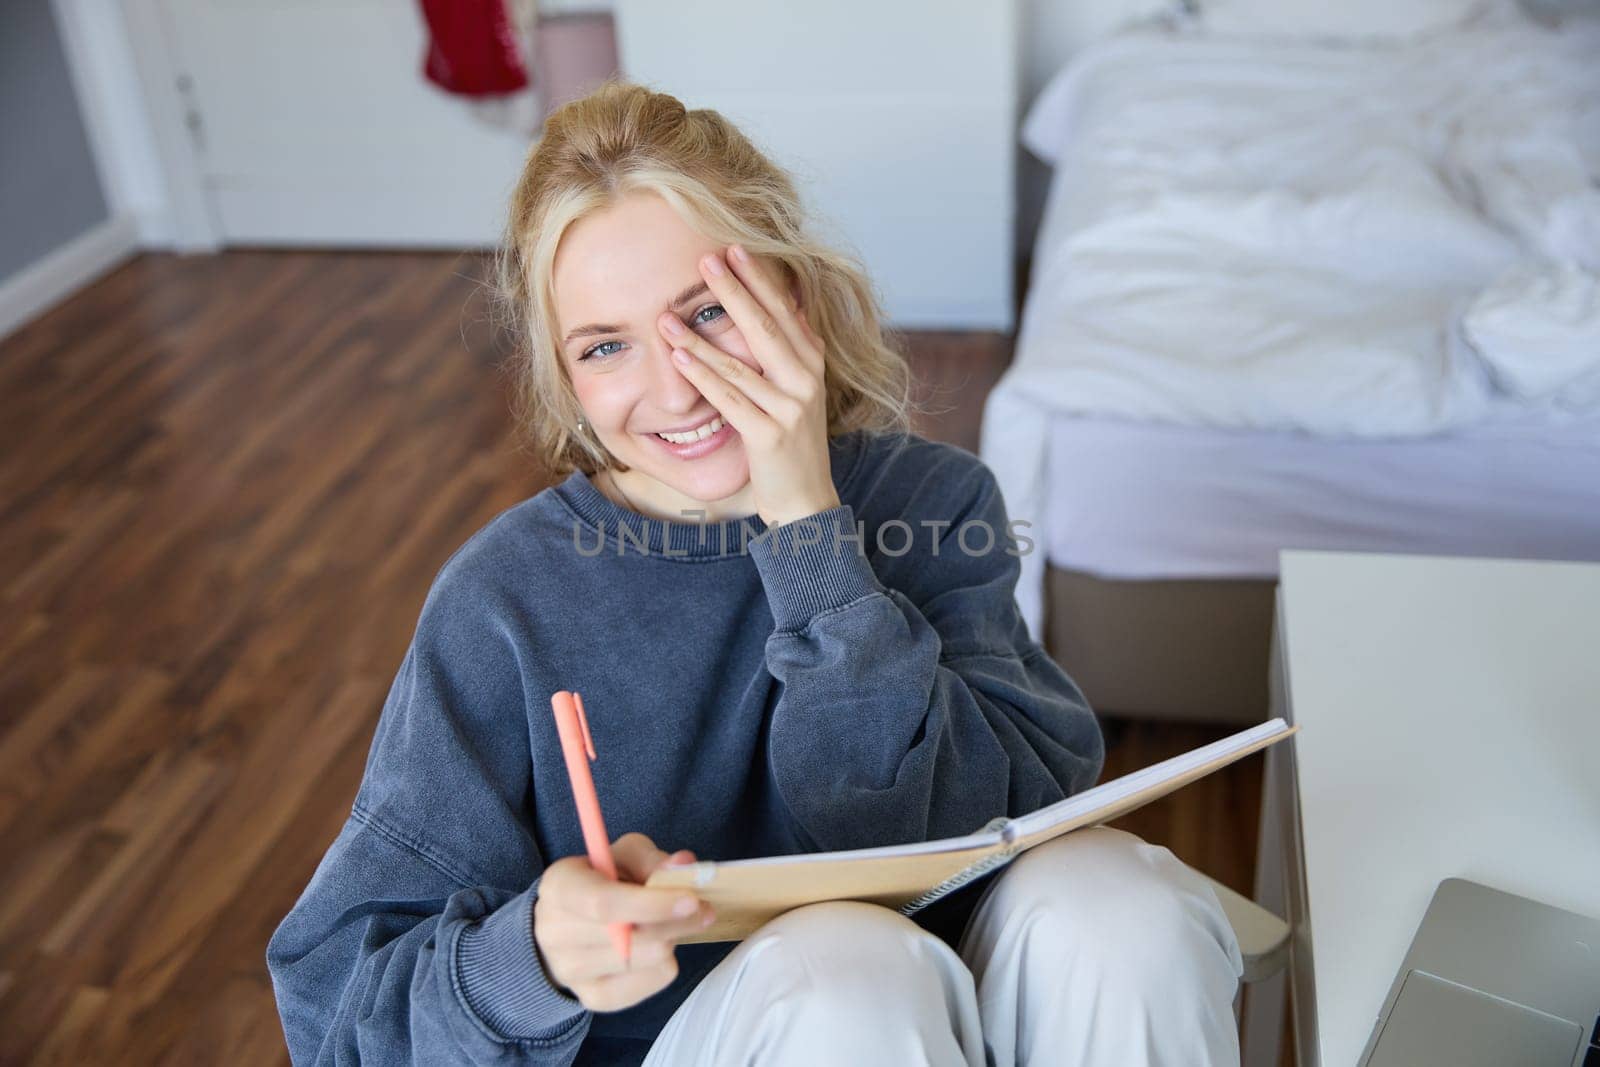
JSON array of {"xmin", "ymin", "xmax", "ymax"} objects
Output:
[{"xmin": 641, "ymin": 827, "xmax": 1245, "ymax": 1067}]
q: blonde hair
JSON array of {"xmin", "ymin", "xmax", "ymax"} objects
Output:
[{"xmin": 491, "ymin": 77, "xmax": 917, "ymax": 476}]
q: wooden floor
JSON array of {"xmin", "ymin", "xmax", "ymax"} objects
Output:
[{"xmin": 0, "ymin": 251, "xmax": 1261, "ymax": 1064}]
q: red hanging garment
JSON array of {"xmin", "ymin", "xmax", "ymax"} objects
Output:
[{"xmin": 419, "ymin": 0, "xmax": 531, "ymax": 97}]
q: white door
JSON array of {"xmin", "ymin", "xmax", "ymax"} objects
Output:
[{"xmin": 152, "ymin": 0, "xmax": 542, "ymax": 246}]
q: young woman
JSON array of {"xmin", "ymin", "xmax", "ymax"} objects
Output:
[{"xmin": 266, "ymin": 80, "xmax": 1243, "ymax": 1067}]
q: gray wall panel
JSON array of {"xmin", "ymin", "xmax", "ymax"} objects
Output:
[{"xmin": 1, "ymin": 0, "xmax": 111, "ymax": 280}]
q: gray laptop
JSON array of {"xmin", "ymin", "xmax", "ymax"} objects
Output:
[{"xmin": 1358, "ymin": 878, "xmax": 1600, "ymax": 1067}]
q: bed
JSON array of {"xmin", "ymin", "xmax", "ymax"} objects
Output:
[{"xmin": 982, "ymin": 0, "xmax": 1600, "ymax": 723}]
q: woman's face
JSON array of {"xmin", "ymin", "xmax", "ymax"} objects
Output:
[{"xmin": 553, "ymin": 190, "xmax": 769, "ymax": 516}]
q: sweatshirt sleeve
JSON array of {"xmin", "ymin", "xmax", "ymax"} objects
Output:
[
  {"xmin": 266, "ymin": 555, "xmax": 591, "ymax": 1065},
  {"xmin": 749, "ymin": 460, "xmax": 1106, "ymax": 854}
]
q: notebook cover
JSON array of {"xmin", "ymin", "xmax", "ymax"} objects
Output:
[{"xmin": 648, "ymin": 722, "xmax": 1297, "ymax": 943}]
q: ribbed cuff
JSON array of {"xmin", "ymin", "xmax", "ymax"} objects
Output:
[
  {"xmin": 455, "ymin": 880, "xmax": 587, "ymax": 1040},
  {"xmin": 750, "ymin": 504, "xmax": 883, "ymax": 631}
]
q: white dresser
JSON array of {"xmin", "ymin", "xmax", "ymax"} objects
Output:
[
  {"xmin": 614, "ymin": 0, "xmax": 1020, "ymax": 330},
  {"xmin": 1250, "ymin": 550, "xmax": 1600, "ymax": 1066}
]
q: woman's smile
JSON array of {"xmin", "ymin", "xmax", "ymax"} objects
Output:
[
  {"xmin": 647, "ymin": 415, "xmax": 738, "ymax": 459},
  {"xmin": 652, "ymin": 414, "xmax": 723, "ymax": 443}
]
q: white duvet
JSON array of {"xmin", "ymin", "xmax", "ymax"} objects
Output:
[{"xmin": 985, "ymin": 6, "xmax": 1600, "ymax": 639}]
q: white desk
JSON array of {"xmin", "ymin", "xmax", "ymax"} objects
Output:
[{"xmin": 1251, "ymin": 551, "xmax": 1600, "ymax": 1067}]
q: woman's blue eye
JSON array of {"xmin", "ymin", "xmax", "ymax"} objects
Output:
[
  {"xmin": 580, "ymin": 340, "xmax": 623, "ymax": 361},
  {"xmin": 577, "ymin": 305, "xmax": 724, "ymax": 362}
]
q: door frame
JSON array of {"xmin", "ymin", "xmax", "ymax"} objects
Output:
[{"xmin": 55, "ymin": 0, "xmax": 222, "ymax": 250}]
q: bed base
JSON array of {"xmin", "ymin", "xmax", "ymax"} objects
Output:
[{"xmin": 1044, "ymin": 566, "xmax": 1275, "ymax": 725}]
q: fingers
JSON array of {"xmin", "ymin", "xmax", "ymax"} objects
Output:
[
  {"xmin": 667, "ymin": 348, "xmax": 779, "ymax": 448},
  {"xmin": 554, "ymin": 864, "xmax": 702, "ymax": 927},
  {"xmin": 574, "ymin": 953, "xmax": 680, "ymax": 1013},
  {"xmin": 667, "ymin": 330, "xmax": 799, "ymax": 430},
  {"xmin": 727, "ymin": 245, "xmax": 825, "ymax": 376},
  {"xmin": 796, "ymin": 312, "xmax": 826, "ymax": 369},
  {"xmin": 690, "ymin": 249, "xmax": 813, "ymax": 393},
  {"xmin": 564, "ymin": 907, "xmax": 716, "ymax": 954},
  {"xmin": 543, "ymin": 905, "xmax": 715, "ymax": 961},
  {"xmin": 592, "ymin": 876, "xmax": 704, "ymax": 926},
  {"xmin": 538, "ymin": 902, "xmax": 715, "ymax": 985},
  {"xmin": 611, "ymin": 832, "xmax": 672, "ymax": 884},
  {"xmin": 535, "ymin": 841, "xmax": 713, "ymax": 1013}
]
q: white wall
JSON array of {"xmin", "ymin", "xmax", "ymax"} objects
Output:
[
  {"xmin": 605, "ymin": 0, "xmax": 1181, "ymax": 263},
  {"xmin": 615, "ymin": 0, "xmax": 1020, "ymax": 329},
  {"xmin": 26, "ymin": 0, "xmax": 1180, "ymax": 335}
]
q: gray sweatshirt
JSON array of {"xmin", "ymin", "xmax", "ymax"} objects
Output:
[{"xmin": 266, "ymin": 429, "xmax": 1104, "ymax": 1065}]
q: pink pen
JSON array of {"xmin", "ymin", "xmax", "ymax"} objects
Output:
[{"xmin": 549, "ymin": 690, "xmax": 631, "ymax": 964}]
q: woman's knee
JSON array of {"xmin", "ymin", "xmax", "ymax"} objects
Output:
[
  {"xmin": 970, "ymin": 827, "xmax": 1243, "ymax": 994},
  {"xmin": 745, "ymin": 899, "xmax": 961, "ymax": 1009},
  {"xmin": 657, "ymin": 901, "xmax": 984, "ymax": 1066},
  {"xmin": 729, "ymin": 901, "xmax": 982, "ymax": 1052}
]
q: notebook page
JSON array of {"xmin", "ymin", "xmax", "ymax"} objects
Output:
[
  {"xmin": 661, "ymin": 718, "xmax": 1289, "ymax": 877},
  {"xmin": 676, "ymin": 823, "xmax": 1005, "ymax": 871}
]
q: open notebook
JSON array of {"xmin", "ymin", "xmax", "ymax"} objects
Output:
[{"xmin": 647, "ymin": 718, "xmax": 1296, "ymax": 943}]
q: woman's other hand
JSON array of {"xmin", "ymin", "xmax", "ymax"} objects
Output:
[
  {"xmin": 533, "ymin": 832, "xmax": 714, "ymax": 1013},
  {"xmin": 657, "ymin": 245, "xmax": 839, "ymax": 528}
]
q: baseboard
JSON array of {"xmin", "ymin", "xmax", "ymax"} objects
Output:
[{"xmin": 0, "ymin": 214, "xmax": 141, "ymax": 342}]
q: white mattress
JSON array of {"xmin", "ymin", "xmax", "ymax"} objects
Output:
[
  {"xmin": 1043, "ymin": 413, "xmax": 1600, "ymax": 581},
  {"xmin": 1007, "ymin": 9, "xmax": 1600, "ymax": 438},
  {"xmin": 985, "ymin": 7, "xmax": 1600, "ymax": 639}
]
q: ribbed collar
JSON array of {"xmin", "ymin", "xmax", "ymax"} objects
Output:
[{"xmin": 553, "ymin": 430, "xmax": 867, "ymax": 559}]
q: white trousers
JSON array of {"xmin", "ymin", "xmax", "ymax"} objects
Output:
[{"xmin": 640, "ymin": 827, "xmax": 1244, "ymax": 1067}]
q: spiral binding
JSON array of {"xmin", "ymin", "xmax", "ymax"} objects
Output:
[{"xmin": 898, "ymin": 817, "xmax": 1019, "ymax": 916}]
